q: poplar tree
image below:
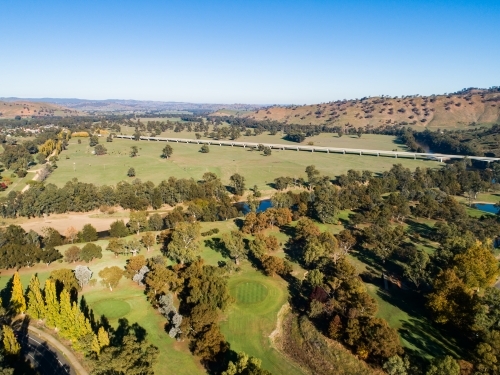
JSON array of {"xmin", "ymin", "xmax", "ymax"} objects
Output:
[
  {"xmin": 10, "ymin": 272, "xmax": 26, "ymax": 314},
  {"xmin": 44, "ymin": 279, "xmax": 59, "ymax": 329},
  {"xmin": 27, "ymin": 274, "xmax": 45, "ymax": 320},
  {"xmin": 58, "ymin": 289, "xmax": 73, "ymax": 337},
  {"xmin": 98, "ymin": 326, "xmax": 110, "ymax": 348},
  {"xmin": 2, "ymin": 325, "xmax": 21, "ymax": 356}
]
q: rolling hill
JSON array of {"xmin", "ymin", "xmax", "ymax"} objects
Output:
[
  {"xmin": 0, "ymin": 100, "xmax": 79, "ymax": 119},
  {"xmin": 212, "ymin": 88, "xmax": 500, "ymax": 129}
]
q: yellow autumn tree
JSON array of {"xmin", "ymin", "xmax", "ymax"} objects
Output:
[
  {"xmin": 10, "ymin": 272, "xmax": 26, "ymax": 315},
  {"xmin": 58, "ymin": 289, "xmax": 73, "ymax": 338},
  {"xmin": 44, "ymin": 279, "xmax": 59, "ymax": 329},
  {"xmin": 98, "ymin": 326, "xmax": 110, "ymax": 348},
  {"xmin": 453, "ymin": 240, "xmax": 500, "ymax": 290},
  {"xmin": 27, "ymin": 274, "xmax": 45, "ymax": 320},
  {"xmin": 2, "ymin": 325, "xmax": 21, "ymax": 356}
]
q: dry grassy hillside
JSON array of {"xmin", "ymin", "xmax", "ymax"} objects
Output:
[
  {"xmin": 0, "ymin": 101, "xmax": 79, "ymax": 118},
  {"xmin": 213, "ymin": 89, "xmax": 500, "ymax": 129}
]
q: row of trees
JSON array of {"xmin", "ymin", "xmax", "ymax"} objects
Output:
[
  {"xmin": 0, "ymin": 171, "xmax": 245, "ymax": 217},
  {"xmin": 6, "ymin": 271, "xmax": 158, "ymax": 374}
]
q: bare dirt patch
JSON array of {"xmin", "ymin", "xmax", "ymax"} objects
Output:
[{"xmin": 19, "ymin": 210, "xmax": 130, "ymax": 234}]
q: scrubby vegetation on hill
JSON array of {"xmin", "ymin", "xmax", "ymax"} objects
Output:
[{"xmin": 212, "ymin": 87, "xmax": 500, "ymax": 128}]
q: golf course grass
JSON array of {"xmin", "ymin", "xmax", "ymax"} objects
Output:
[
  {"xmin": 92, "ymin": 299, "xmax": 131, "ymax": 319},
  {"xmin": 221, "ymin": 264, "xmax": 306, "ymax": 375},
  {"xmin": 232, "ymin": 281, "xmax": 269, "ymax": 304}
]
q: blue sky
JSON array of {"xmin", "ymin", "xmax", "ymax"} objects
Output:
[{"xmin": 0, "ymin": 0, "xmax": 499, "ymax": 104}]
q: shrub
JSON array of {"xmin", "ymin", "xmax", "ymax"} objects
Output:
[{"xmin": 201, "ymin": 228, "xmax": 220, "ymax": 237}]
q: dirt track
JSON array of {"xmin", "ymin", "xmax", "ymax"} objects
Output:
[{"xmin": 19, "ymin": 211, "xmax": 129, "ymax": 234}]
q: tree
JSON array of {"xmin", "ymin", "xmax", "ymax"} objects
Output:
[
  {"xmin": 130, "ymin": 146, "xmax": 138, "ymax": 157},
  {"xmin": 97, "ymin": 326, "xmax": 110, "ymax": 350},
  {"xmin": 166, "ymin": 222, "xmax": 201, "ymax": 264},
  {"xmin": 359, "ymin": 317, "xmax": 403, "ymax": 362},
  {"xmin": 126, "ymin": 238, "xmax": 142, "ymax": 256},
  {"xmin": 427, "ymin": 269, "xmax": 476, "ymax": 327},
  {"xmin": 426, "ymin": 356, "xmax": 460, "ymax": 375},
  {"xmin": 74, "ymin": 265, "xmax": 93, "ymax": 289},
  {"xmin": 453, "ymin": 241, "xmax": 499, "ymax": 290},
  {"xmin": 64, "ymin": 245, "xmax": 81, "ymax": 263},
  {"xmin": 27, "ymin": 274, "xmax": 45, "ymax": 320},
  {"xmin": 42, "ymin": 226, "xmax": 63, "ymax": 247},
  {"xmin": 36, "ymin": 152, "xmax": 46, "ymax": 164},
  {"xmin": 107, "ymin": 238, "xmax": 125, "ymax": 257},
  {"xmin": 94, "ymin": 144, "xmax": 107, "ymax": 155},
  {"xmin": 125, "ymin": 255, "xmax": 147, "ymax": 279},
  {"xmin": 10, "ymin": 272, "xmax": 26, "ymax": 314},
  {"xmin": 109, "ymin": 220, "xmax": 129, "ymax": 238},
  {"xmin": 127, "ymin": 168, "xmax": 136, "ymax": 177},
  {"xmin": 161, "ymin": 145, "xmax": 173, "ymax": 159},
  {"xmin": 50, "ymin": 268, "xmax": 80, "ymax": 292},
  {"xmin": 383, "ymin": 355, "xmax": 409, "ymax": 375},
  {"xmin": 200, "ymin": 144, "xmax": 209, "ymax": 153},
  {"xmin": 80, "ymin": 243, "xmax": 102, "ymax": 263},
  {"xmin": 148, "ymin": 213, "xmax": 163, "ymax": 231},
  {"xmin": 128, "ymin": 211, "xmax": 148, "ymax": 235},
  {"xmin": 141, "ymin": 232, "xmax": 155, "ymax": 252},
  {"xmin": 403, "ymin": 248, "xmax": 430, "ymax": 288},
  {"xmin": 229, "ymin": 173, "xmax": 246, "ymax": 196},
  {"xmin": 221, "ymin": 230, "xmax": 247, "ymax": 264},
  {"xmin": 2, "ymin": 326, "xmax": 20, "ymax": 356},
  {"xmin": 44, "ymin": 279, "xmax": 59, "ymax": 329},
  {"xmin": 78, "ymin": 224, "xmax": 98, "ymax": 243},
  {"xmin": 336, "ymin": 229, "xmax": 356, "ymax": 255},
  {"xmin": 91, "ymin": 332, "xmax": 159, "ymax": 375},
  {"xmin": 99, "ymin": 266, "xmax": 124, "ymax": 291},
  {"xmin": 305, "ymin": 165, "xmax": 320, "ymax": 188},
  {"xmin": 363, "ymin": 225, "xmax": 405, "ymax": 263},
  {"xmin": 222, "ymin": 351, "xmax": 272, "ymax": 375},
  {"xmin": 192, "ymin": 323, "xmax": 228, "ymax": 360},
  {"xmin": 64, "ymin": 226, "xmax": 78, "ymax": 244},
  {"xmin": 263, "ymin": 146, "xmax": 272, "ymax": 156},
  {"xmin": 89, "ymin": 135, "xmax": 99, "ymax": 147}
]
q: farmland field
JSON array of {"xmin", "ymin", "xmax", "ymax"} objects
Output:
[{"xmin": 46, "ymin": 136, "xmax": 440, "ymax": 191}]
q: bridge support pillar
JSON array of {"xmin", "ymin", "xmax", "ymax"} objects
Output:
[
  {"xmin": 377, "ymin": 153, "xmax": 379, "ymax": 157},
  {"xmin": 343, "ymin": 150, "xmax": 345, "ymax": 154},
  {"xmin": 311, "ymin": 148, "xmax": 314, "ymax": 152},
  {"xmin": 359, "ymin": 151, "xmax": 362, "ymax": 156},
  {"xmin": 440, "ymin": 158, "xmax": 443, "ymax": 162},
  {"xmin": 327, "ymin": 149, "xmax": 329, "ymax": 153},
  {"xmin": 395, "ymin": 154, "xmax": 398, "ymax": 158},
  {"xmin": 414, "ymin": 154, "xmax": 416, "ymax": 160}
]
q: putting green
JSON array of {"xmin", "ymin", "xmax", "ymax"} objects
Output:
[
  {"xmin": 232, "ymin": 281, "xmax": 269, "ymax": 304},
  {"xmin": 92, "ymin": 299, "xmax": 131, "ymax": 319}
]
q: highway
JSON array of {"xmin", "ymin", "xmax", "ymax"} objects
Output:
[{"xmin": 114, "ymin": 135, "xmax": 500, "ymax": 163}]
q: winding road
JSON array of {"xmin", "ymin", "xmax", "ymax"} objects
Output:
[{"xmin": 13, "ymin": 324, "xmax": 88, "ymax": 375}]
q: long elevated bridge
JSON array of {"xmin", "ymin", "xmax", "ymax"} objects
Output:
[{"xmin": 114, "ymin": 135, "xmax": 500, "ymax": 163}]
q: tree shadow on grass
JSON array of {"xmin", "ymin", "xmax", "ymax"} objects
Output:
[
  {"xmin": 204, "ymin": 238, "xmax": 230, "ymax": 259},
  {"xmin": 376, "ymin": 287, "xmax": 467, "ymax": 359},
  {"xmin": 406, "ymin": 218, "xmax": 434, "ymax": 239}
]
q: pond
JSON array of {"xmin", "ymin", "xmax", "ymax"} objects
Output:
[
  {"xmin": 238, "ymin": 199, "xmax": 273, "ymax": 215},
  {"xmin": 474, "ymin": 203, "xmax": 500, "ymax": 214}
]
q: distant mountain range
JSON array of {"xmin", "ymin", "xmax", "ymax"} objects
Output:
[{"xmin": 0, "ymin": 97, "xmax": 264, "ymax": 114}]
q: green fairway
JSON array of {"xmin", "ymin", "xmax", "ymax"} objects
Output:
[
  {"xmin": 232, "ymin": 281, "xmax": 269, "ymax": 304},
  {"xmin": 221, "ymin": 264, "xmax": 306, "ymax": 375},
  {"xmin": 92, "ymin": 299, "xmax": 131, "ymax": 319},
  {"xmin": 47, "ymin": 137, "xmax": 440, "ymax": 192},
  {"xmin": 83, "ymin": 284, "xmax": 205, "ymax": 375}
]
